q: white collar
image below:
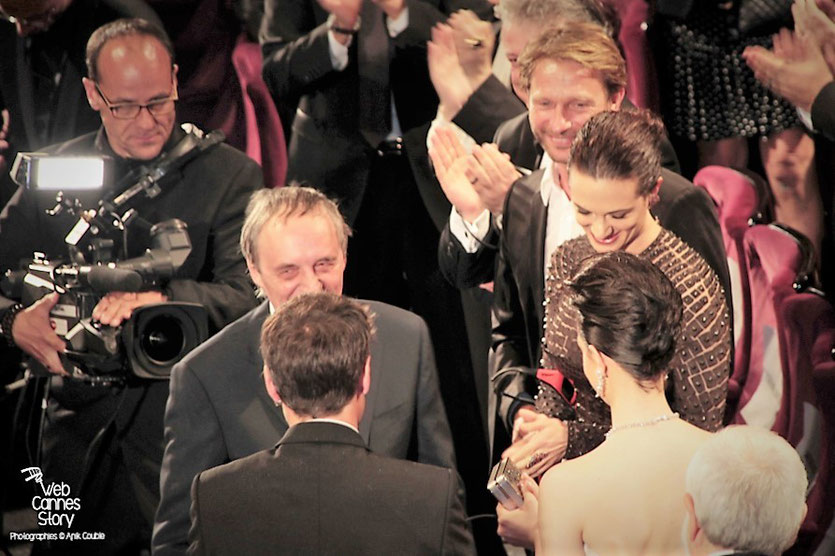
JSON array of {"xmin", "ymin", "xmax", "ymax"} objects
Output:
[{"xmin": 308, "ymin": 418, "xmax": 360, "ymax": 435}]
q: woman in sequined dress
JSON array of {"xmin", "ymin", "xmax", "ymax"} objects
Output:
[
  {"xmin": 510, "ymin": 110, "xmax": 730, "ymax": 478},
  {"xmin": 653, "ymin": 1, "xmax": 824, "ymax": 255},
  {"xmin": 536, "ymin": 251, "xmax": 713, "ymax": 556}
]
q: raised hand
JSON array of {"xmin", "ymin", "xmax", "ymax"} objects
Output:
[
  {"xmin": 316, "ymin": 0, "xmax": 362, "ymax": 27},
  {"xmin": 743, "ymin": 30, "xmax": 833, "ymax": 112},
  {"xmin": 793, "ymin": 0, "xmax": 835, "ymax": 47},
  {"xmin": 428, "ymin": 124, "xmax": 485, "ymax": 221},
  {"xmin": 447, "ymin": 10, "xmax": 493, "ymax": 85},
  {"xmin": 428, "ymin": 23, "xmax": 475, "ymax": 120},
  {"xmin": 467, "ymin": 143, "xmax": 520, "ymax": 215}
]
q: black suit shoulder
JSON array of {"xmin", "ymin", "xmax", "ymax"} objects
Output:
[{"xmin": 190, "ymin": 423, "xmax": 474, "ymax": 555}]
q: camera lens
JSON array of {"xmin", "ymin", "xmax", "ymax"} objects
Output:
[{"xmin": 140, "ymin": 314, "xmax": 185, "ymax": 365}]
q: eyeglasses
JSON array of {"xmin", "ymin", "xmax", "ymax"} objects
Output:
[{"xmin": 94, "ymin": 81, "xmax": 178, "ymax": 120}]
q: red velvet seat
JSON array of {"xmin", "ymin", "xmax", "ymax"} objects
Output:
[
  {"xmin": 783, "ymin": 296, "xmax": 835, "ymax": 555},
  {"xmin": 693, "ymin": 166, "xmax": 772, "ymax": 413},
  {"xmin": 231, "ymin": 34, "xmax": 288, "ymax": 188},
  {"xmin": 609, "ymin": 0, "xmax": 658, "ymax": 111},
  {"xmin": 735, "ymin": 224, "xmax": 811, "ymax": 429}
]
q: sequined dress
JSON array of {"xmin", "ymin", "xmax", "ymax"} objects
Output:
[
  {"xmin": 655, "ymin": 3, "xmax": 800, "ymax": 142},
  {"xmin": 537, "ymin": 229, "xmax": 731, "ymax": 459}
]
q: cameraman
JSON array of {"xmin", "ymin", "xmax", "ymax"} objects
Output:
[{"xmin": 0, "ymin": 18, "xmax": 261, "ymax": 554}]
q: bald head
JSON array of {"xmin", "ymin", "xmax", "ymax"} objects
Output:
[
  {"xmin": 85, "ymin": 18, "xmax": 173, "ymax": 82},
  {"xmin": 82, "ymin": 19, "xmax": 178, "ymax": 160}
]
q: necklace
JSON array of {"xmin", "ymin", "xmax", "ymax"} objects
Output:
[{"xmin": 605, "ymin": 412, "xmax": 679, "ymax": 439}]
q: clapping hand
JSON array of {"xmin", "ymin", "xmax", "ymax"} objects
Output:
[
  {"xmin": 466, "ymin": 143, "xmax": 520, "ymax": 215},
  {"xmin": 743, "ymin": 28, "xmax": 833, "ymax": 112},
  {"xmin": 428, "ymin": 23, "xmax": 475, "ymax": 120},
  {"xmin": 447, "ymin": 10, "xmax": 493, "ymax": 84},
  {"xmin": 428, "ymin": 124, "xmax": 485, "ymax": 221}
]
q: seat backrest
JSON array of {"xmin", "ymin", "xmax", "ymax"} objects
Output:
[
  {"xmin": 693, "ymin": 166, "xmax": 761, "ymax": 410},
  {"xmin": 231, "ymin": 34, "xmax": 288, "ymax": 188},
  {"xmin": 734, "ymin": 224, "xmax": 804, "ymax": 428},
  {"xmin": 789, "ymin": 305, "xmax": 835, "ymax": 554},
  {"xmin": 610, "ymin": 0, "xmax": 659, "ymax": 111}
]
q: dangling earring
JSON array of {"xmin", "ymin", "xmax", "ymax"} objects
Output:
[{"xmin": 595, "ymin": 367, "xmax": 606, "ymax": 398}]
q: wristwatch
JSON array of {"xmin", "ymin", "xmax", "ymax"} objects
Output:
[
  {"xmin": 0, "ymin": 303, "xmax": 24, "ymax": 346},
  {"xmin": 328, "ymin": 14, "xmax": 361, "ymax": 35}
]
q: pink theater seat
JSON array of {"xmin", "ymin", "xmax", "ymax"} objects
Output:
[
  {"xmin": 735, "ymin": 224, "xmax": 811, "ymax": 429},
  {"xmin": 785, "ymin": 299, "xmax": 835, "ymax": 555},
  {"xmin": 693, "ymin": 166, "xmax": 772, "ymax": 414},
  {"xmin": 231, "ymin": 34, "xmax": 288, "ymax": 188},
  {"xmin": 609, "ymin": 0, "xmax": 658, "ymax": 111}
]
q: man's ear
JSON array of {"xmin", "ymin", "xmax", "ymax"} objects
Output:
[
  {"xmin": 82, "ymin": 77, "xmax": 102, "ymax": 111},
  {"xmin": 684, "ymin": 493, "xmax": 700, "ymax": 543},
  {"xmin": 262, "ymin": 365, "xmax": 281, "ymax": 405},
  {"xmin": 609, "ymin": 86, "xmax": 626, "ymax": 111},
  {"xmin": 360, "ymin": 355, "xmax": 371, "ymax": 396},
  {"xmin": 247, "ymin": 258, "xmax": 263, "ymax": 291}
]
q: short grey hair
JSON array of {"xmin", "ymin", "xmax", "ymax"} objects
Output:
[
  {"xmin": 240, "ymin": 186, "xmax": 351, "ymax": 268},
  {"xmin": 686, "ymin": 426, "xmax": 808, "ymax": 555},
  {"xmin": 498, "ymin": 0, "xmax": 618, "ymax": 38}
]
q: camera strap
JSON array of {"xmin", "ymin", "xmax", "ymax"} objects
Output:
[{"xmin": 104, "ymin": 124, "xmax": 225, "ymax": 212}]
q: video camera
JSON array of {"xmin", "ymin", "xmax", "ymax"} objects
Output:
[{"xmin": 2, "ymin": 126, "xmax": 223, "ymax": 381}]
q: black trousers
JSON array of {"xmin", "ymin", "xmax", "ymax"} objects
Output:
[
  {"xmin": 343, "ymin": 146, "xmax": 505, "ymax": 555},
  {"xmin": 31, "ymin": 378, "xmax": 167, "ymax": 555}
]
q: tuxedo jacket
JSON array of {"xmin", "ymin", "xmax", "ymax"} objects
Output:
[
  {"xmin": 444, "ymin": 167, "xmax": 731, "ymax": 432},
  {"xmin": 188, "ymin": 421, "xmax": 474, "ymax": 555},
  {"xmin": 153, "ymin": 299, "xmax": 456, "ymax": 555},
  {"xmin": 260, "ymin": 0, "xmax": 490, "ymax": 225}
]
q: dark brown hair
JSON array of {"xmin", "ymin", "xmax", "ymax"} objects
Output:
[
  {"xmin": 260, "ymin": 292, "xmax": 375, "ymax": 417},
  {"xmin": 568, "ymin": 108, "xmax": 666, "ymax": 197},
  {"xmin": 570, "ymin": 252, "xmax": 682, "ymax": 386}
]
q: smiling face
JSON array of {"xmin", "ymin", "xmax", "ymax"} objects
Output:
[
  {"xmin": 528, "ymin": 58, "xmax": 623, "ymax": 165},
  {"xmin": 82, "ymin": 34, "xmax": 177, "ymax": 160},
  {"xmin": 247, "ymin": 211, "xmax": 346, "ymax": 307},
  {"xmin": 569, "ymin": 169, "xmax": 655, "ymax": 254}
]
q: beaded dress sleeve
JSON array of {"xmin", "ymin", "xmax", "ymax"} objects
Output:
[{"xmin": 538, "ymin": 230, "xmax": 732, "ymax": 461}]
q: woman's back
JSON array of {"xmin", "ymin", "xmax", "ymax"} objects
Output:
[{"xmin": 539, "ymin": 420, "xmax": 711, "ymax": 556}]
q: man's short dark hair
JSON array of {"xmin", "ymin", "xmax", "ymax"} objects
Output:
[
  {"xmin": 260, "ymin": 293, "xmax": 375, "ymax": 418},
  {"xmin": 568, "ymin": 108, "xmax": 666, "ymax": 197},
  {"xmin": 86, "ymin": 18, "xmax": 174, "ymax": 81}
]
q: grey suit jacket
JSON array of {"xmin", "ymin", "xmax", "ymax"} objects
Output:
[
  {"xmin": 153, "ymin": 299, "xmax": 455, "ymax": 555},
  {"xmin": 188, "ymin": 421, "xmax": 474, "ymax": 555}
]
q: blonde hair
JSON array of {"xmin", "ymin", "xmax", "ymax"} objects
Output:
[{"xmin": 517, "ymin": 21, "xmax": 626, "ymax": 97}]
